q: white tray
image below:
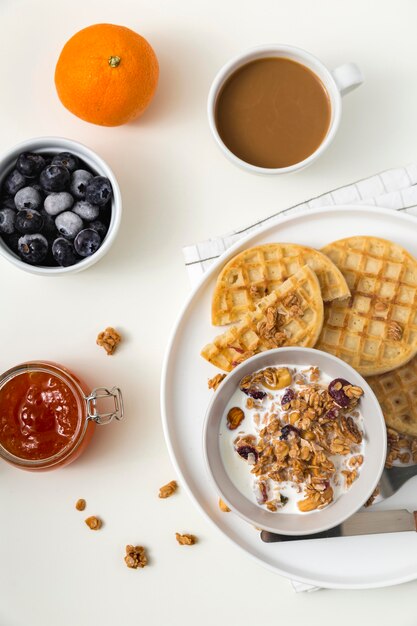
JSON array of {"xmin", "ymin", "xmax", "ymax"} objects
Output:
[{"xmin": 161, "ymin": 206, "xmax": 417, "ymax": 589}]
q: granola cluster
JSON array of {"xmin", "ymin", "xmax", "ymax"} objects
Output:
[
  {"xmin": 385, "ymin": 428, "xmax": 417, "ymax": 467},
  {"xmin": 233, "ymin": 366, "xmax": 364, "ymax": 513}
]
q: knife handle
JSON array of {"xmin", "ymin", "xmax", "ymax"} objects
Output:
[
  {"xmin": 414, "ymin": 511, "xmax": 417, "ymax": 531},
  {"xmin": 260, "ymin": 526, "xmax": 342, "ymax": 543}
]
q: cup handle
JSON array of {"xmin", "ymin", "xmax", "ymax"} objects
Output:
[{"xmin": 331, "ymin": 63, "xmax": 363, "ymax": 96}]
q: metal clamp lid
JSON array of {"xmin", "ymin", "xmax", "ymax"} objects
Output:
[{"xmin": 86, "ymin": 386, "xmax": 124, "ymax": 425}]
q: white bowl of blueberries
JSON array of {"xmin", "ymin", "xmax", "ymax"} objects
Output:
[{"xmin": 0, "ymin": 137, "xmax": 122, "ymax": 275}]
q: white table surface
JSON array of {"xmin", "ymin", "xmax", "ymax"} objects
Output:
[{"xmin": 1, "ymin": 0, "xmax": 417, "ymax": 624}]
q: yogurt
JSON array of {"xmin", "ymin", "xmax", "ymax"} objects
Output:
[{"xmin": 219, "ymin": 365, "xmax": 365, "ymax": 514}]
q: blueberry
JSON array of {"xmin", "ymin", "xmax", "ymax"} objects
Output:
[
  {"xmin": 39, "ymin": 165, "xmax": 70, "ymax": 192},
  {"xmin": 72, "ymin": 200, "xmax": 99, "ymax": 221},
  {"xmin": 15, "ymin": 209, "xmax": 43, "ymax": 234},
  {"xmin": 4, "ymin": 169, "xmax": 26, "ymax": 195},
  {"xmin": 14, "ymin": 186, "xmax": 42, "ymax": 211},
  {"xmin": 89, "ymin": 220, "xmax": 108, "ymax": 239},
  {"xmin": 44, "ymin": 191, "xmax": 74, "ymax": 216},
  {"xmin": 18, "ymin": 234, "xmax": 48, "ymax": 264},
  {"xmin": 16, "ymin": 152, "xmax": 46, "ymax": 178},
  {"xmin": 85, "ymin": 176, "xmax": 112, "ymax": 207},
  {"xmin": 74, "ymin": 228, "xmax": 101, "ymax": 257},
  {"xmin": 55, "ymin": 211, "xmax": 83, "ymax": 239},
  {"xmin": 52, "ymin": 237, "xmax": 79, "ymax": 267},
  {"xmin": 70, "ymin": 170, "xmax": 93, "ymax": 200},
  {"xmin": 51, "ymin": 152, "xmax": 79, "ymax": 173},
  {"xmin": 0, "ymin": 208, "xmax": 16, "ymax": 234}
]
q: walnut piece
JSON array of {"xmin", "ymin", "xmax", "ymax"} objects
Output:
[
  {"xmin": 96, "ymin": 327, "xmax": 121, "ymax": 355},
  {"xmin": 175, "ymin": 533, "xmax": 197, "ymax": 545},
  {"xmin": 75, "ymin": 498, "xmax": 86, "ymax": 511},
  {"xmin": 158, "ymin": 480, "xmax": 177, "ymax": 499},
  {"xmin": 208, "ymin": 373, "xmax": 226, "ymax": 391},
  {"xmin": 218, "ymin": 498, "xmax": 230, "ymax": 512},
  {"xmin": 387, "ymin": 321, "xmax": 403, "ymax": 341},
  {"xmin": 227, "ymin": 406, "xmax": 245, "ymax": 430},
  {"xmin": 85, "ymin": 516, "xmax": 102, "ymax": 530},
  {"xmin": 125, "ymin": 545, "xmax": 148, "ymax": 569}
]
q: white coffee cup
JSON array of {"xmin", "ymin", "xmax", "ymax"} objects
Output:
[{"xmin": 207, "ymin": 44, "xmax": 363, "ymax": 175}]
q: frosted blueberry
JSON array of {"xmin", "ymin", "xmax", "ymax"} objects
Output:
[
  {"xmin": 44, "ymin": 191, "xmax": 74, "ymax": 216},
  {"xmin": 55, "ymin": 211, "xmax": 83, "ymax": 239},
  {"xmin": 70, "ymin": 170, "xmax": 93, "ymax": 200},
  {"xmin": 0, "ymin": 208, "xmax": 16, "ymax": 234},
  {"xmin": 4, "ymin": 169, "xmax": 26, "ymax": 195},
  {"xmin": 72, "ymin": 200, "xmax": 99, "ymax": 221},
  {"xmin": 14, "ymin": 186, "xmax": 42, "ymax": 211}
]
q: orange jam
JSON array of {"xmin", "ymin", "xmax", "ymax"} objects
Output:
[{"xmin": 0, "ymin": 371, "xmax": 81, "ymax": 461}]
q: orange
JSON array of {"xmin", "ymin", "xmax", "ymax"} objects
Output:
[{"xmin": 55, "ymin": 24, "xmax": 159, "ymax": 127}]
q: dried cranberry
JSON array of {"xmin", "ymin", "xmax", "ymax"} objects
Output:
[
  {"xmin": 280, "ymin": 424, "xmax": 300, "ymax": 440},
  {"xmin": 247, "ymin": 388, "xmax": 266, "ymax": 400},
  {"xmin": 281, "ymin": 388, "xmax": 295, "ymax": 407},
  {"xmin": 328, "ymin": 378, "xmax": 351, "ymax": 408},
  {"xmin": 236, "ymin": 445, "xmax": 259, "ymax": 462},
  {"xmin": 325, "ymin": 407, "xmax": 340, "ymax": 420}
]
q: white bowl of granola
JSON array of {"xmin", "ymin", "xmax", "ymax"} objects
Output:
[{"xmin": 203, "ymin": 347, "xmax": 386, "ymax": 535}]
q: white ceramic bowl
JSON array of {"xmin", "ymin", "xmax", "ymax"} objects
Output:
[
  {"xmin": 203, "ymin": 347, "xmax": 386, "ymax": 535},
  {"xmin": 0, "ymin": 136, "xmax": 122, "ymax": 275}
]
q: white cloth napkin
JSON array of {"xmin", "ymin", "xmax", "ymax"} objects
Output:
[{"xmin": 182, "ymin": 164, "xmax": 417, "ymax": 592}]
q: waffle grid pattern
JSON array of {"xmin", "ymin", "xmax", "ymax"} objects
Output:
[
  {"xmin": 211, "ymin": 244, "xmax": 349, "ymax": 326},
  {"xmin": 202, "ymin": 266, "xmax": 323, "ymax": 371},
  {"xmin": 367, "ymin": 355, "xmax": 417, "ymax": 436},
  {"xmin": 318, "ymin": 237, "xmax": 417, "ymax": 376}
]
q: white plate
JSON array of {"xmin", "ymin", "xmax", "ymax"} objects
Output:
[{"xmin": 161, "ymin": 206, "xmax": 417, "ymax": 589}]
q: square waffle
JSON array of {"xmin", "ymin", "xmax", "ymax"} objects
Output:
[{"xmin": 317, "ymin": 236, "xmax": 417, "ymax": 376}]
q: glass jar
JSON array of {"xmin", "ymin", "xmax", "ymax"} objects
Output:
[{"xmin": 0, "ymin": 361, "xmax": 124, "ymax": 471}]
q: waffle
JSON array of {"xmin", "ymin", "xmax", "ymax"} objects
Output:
[
  {"xmin": 317, "ymin": 236, "xmax": 417, "ymax": 376},
  {"xmin": 211, "ymin": 243, "xmax": 349, "ymax": 326},
  {"xmin": 367, "ymin": 355, "xmax": 417, "ymax": 437},
  {"xmin": 201, "ymin": 265, "xmax": 323, "ymax": 372}
]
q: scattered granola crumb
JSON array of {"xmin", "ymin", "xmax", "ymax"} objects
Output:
[
  {"xmin": 75, "ymin": 498, "xmax": 86, "ymax": 511},
  {"xmin": 96, "ymin": 326, "xmax": 121, "ymax": 355},
  {"xmin": 208, "ymin": 373, "xmax": 226, "ymax": 391},
  {"xmin": 85, "ymin": 516, "xmax": 102, "ymax": 530},
  {"xmin": 365, "ymin": 486, "xmax": 380, "ymax": 507},
  {"xmin": 218, "ymin": 498, "xmax": 230, "ymax": 512},
  {"xmin": 124, "ymin": 545, "xmax": 148, "ymax": 569},
  {"xmin": 159, "ymin": 480, "xmax": 177, "ymax": 499},
  {"xmin": 175, "ymin": 533, "xmax": 197, "ymax": 545}
]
